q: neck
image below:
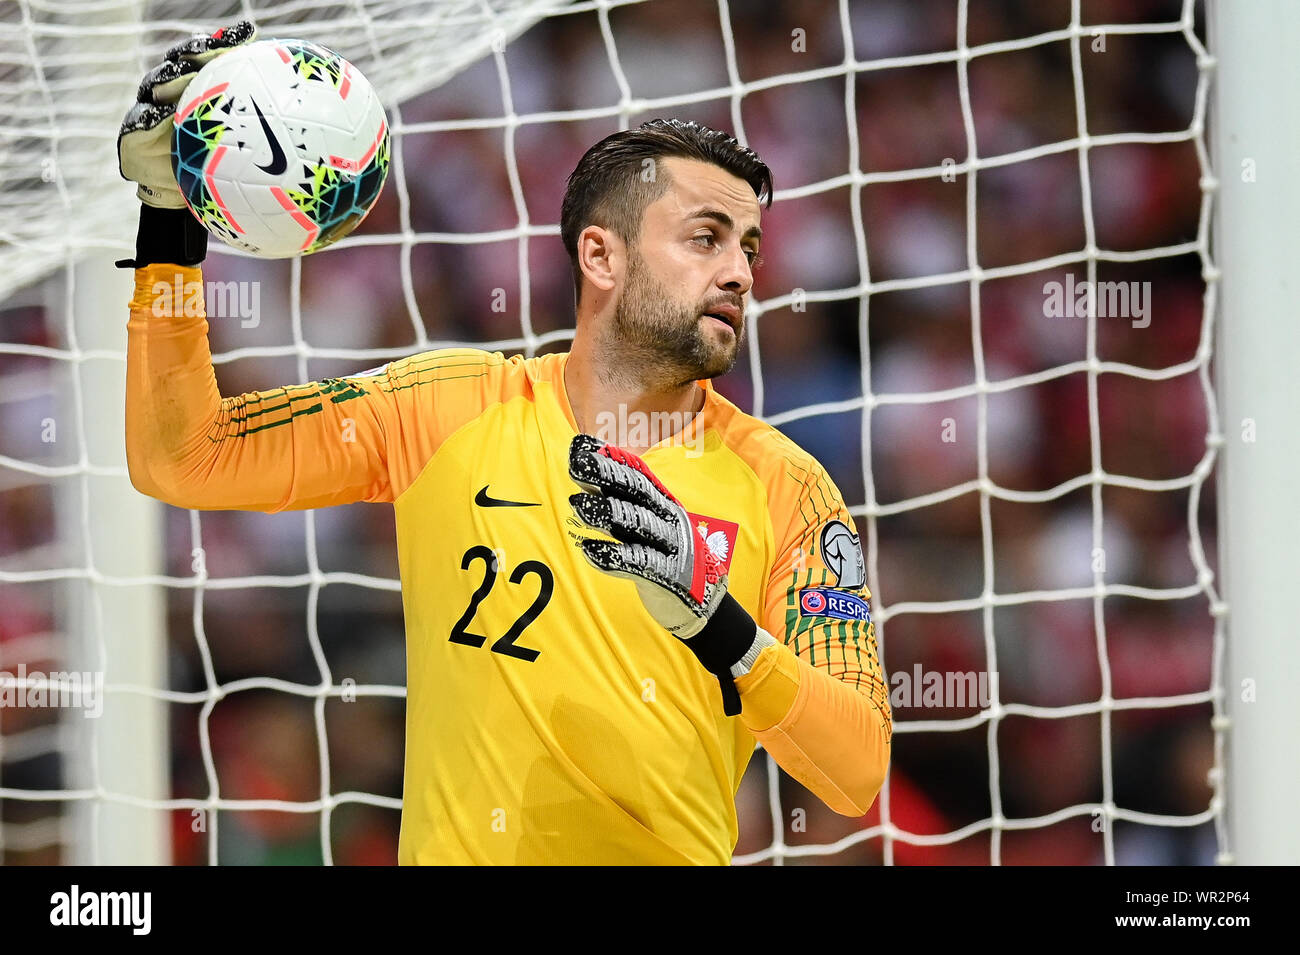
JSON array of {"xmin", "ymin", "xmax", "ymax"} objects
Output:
[{"xmin": 565, "ymin": 330, "xmax": 706, "ymax": 455}]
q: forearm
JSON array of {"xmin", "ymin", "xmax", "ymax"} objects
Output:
[
  {"xmin": 122, "ymin": 203, "xmax": 232, "ymax": 505},
  {"xmin": 125, "ymin": 260, "xmax": 234, "ymax": 507},
  {"xmin": 736, "ymin": 642, "xmax": 892, "ymax": 816}
]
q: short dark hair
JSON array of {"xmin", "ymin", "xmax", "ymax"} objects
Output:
[{"xmin": 560, "ymin": 118, "xmax": 773, "ymax": 305}]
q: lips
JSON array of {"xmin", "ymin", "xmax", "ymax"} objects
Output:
[{"xmin": 704, "ymin": 303, "xmax": 741, "ymax": 329}]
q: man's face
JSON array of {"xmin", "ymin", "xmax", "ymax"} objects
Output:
[{"xmin": 612, "ymin": 156, "xmax": 763, "ymax": 382}]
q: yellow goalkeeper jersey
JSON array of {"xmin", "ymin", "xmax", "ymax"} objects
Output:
[{"xmin": 126, "ymin": 264, "xmax": 892, "ymax": 865}]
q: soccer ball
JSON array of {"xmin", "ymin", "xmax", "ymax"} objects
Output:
[{"xmin": 171, "ymin": 38, "xmax": 390, "ymax": 258}]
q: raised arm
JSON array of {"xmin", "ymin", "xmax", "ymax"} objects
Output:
[
  {"xmin": 116, "ymin": 21, "xmax": 483, "ymax": 513},
  {"xmin": 115, "ymin": 19, "xmax": 399, "ymax": 512}
]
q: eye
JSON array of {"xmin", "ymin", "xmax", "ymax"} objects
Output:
[
  {"xmin": 745, "ymin": 249, "xmax": 763, "ymax": 268},
  {"xmin": 691, "ymin": 232, "xmax": 716, "ymax": 249}
]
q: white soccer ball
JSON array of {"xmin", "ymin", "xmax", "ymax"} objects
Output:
[{"xmin": 171, "ymin": 38, "xmax": 390, "ymax": 258}]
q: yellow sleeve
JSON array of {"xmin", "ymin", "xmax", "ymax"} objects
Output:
[
  {"xmin": 736, "ymin": 457, "xmax": 892, "ymax": 816},
  {"xmin": 126, "ymin": 263, "xmax": 502, "ymax": 511}
]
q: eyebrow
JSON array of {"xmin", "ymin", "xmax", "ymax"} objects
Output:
[{"xmin": 685, "ymin": 208, "xmax": 762, "ymax": 244}]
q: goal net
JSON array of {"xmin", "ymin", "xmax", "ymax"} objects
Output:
[{"xmin": 0, "ymin": 0, "xmax": 1228, "ymax": 865}]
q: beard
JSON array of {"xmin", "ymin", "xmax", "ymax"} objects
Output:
[{"xmin": 610, "ymin": 253, "xmax": 742, "ymax": 386}]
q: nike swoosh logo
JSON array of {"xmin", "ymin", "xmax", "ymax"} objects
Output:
[
  {"xmin": 475, "ymin": 486, "xmax": 538, "ymax": 508},
  {"xmin": 250, "ymin": 98, "xmax": 287, "ymax": 175}
]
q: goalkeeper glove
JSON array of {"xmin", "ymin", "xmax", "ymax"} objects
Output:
[
  {"xmin": 118, "ymin": 19, "xmax": 256, "ymax": 208},
  {"xmin": 567, "ymin": 433, "xmax": 776, "ymax": 716},
  {"xmin": 116, "ymin": 20, "xmax": 256, "ymax": 268}
]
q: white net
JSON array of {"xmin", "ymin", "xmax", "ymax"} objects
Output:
[
  {"xmin": 0, "ymin": 0, "xmax": 1224, "ymax": 865},
  {"xmin": 0, "ymin": 0, "xmax": 571, "ymax": 302}
]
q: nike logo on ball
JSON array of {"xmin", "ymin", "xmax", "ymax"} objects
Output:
[
  {"xmin": 250, "ymin": 98, "xmax": 288, "ymax": 175},
  {"xmin": 475, "ymin": 486, "xmax": 538, "ymax": 508}
]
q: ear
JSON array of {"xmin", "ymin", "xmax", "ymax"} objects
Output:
[{"xmin": 577, "ymin": 224, "xmax": 622, "ymax": 297}]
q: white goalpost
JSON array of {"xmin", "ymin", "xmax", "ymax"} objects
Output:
[
  {"xmin": 1, "ymin": 0, "xmax": 1287, "ymax": 866},
  {"xmin": 1210, "ymin": 0, "xmax": 1300, "ymax": 867}
]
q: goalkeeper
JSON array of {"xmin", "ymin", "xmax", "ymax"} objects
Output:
[{"xmin": 120, "ymin": 22, "xmax": 891, "ymax": 865}]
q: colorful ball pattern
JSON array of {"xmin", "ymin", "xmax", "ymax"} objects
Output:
[{"xmin": 171, "ymin": 39, "xmax": 390, "ymax": 257}]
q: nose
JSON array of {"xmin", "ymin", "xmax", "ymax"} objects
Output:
[{"xmin": 717, "ymin": 242, "xmax": 752, "ymax": 297}]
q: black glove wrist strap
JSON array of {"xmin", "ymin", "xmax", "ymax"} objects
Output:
[
  {"xmin": 683, "ymin": 592, "xmax": 757, "ymax": 717},
  {"xmin": 116, "ymin": 204, "xmax": 208, "ymax": 269}
]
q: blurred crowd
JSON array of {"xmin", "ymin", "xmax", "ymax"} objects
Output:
[{"xmin": 1, "ymin": 0, "xmax": 1217, "ymax": 865}]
